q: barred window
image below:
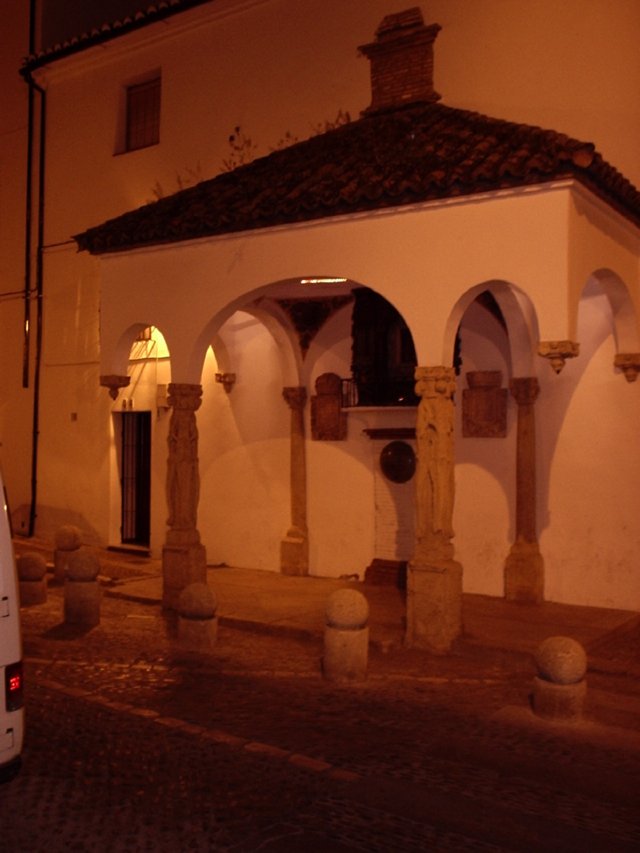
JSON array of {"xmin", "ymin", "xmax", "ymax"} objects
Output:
[{"xmin": 125, "ymin": 77, "xmax": 160, "ymax": 151}]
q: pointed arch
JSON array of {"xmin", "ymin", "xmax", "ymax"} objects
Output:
[
  {"xmin": 586, "ymin": 268, "xmax": 640, "ymax": 353},
  {"xmin": 443, "ymin": 280, "xmax": 539, "ymax": 376}
]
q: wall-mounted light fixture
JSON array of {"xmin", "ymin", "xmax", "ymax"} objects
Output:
[
  {"xmin": 215, "ymin": 372, "xmax": 236, "ymax": 393},
  {"xmin": 299, "ymin": 277, "xmax": 347, "ymax": 285}
]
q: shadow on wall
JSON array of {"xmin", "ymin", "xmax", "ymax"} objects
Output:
[
  {"xmin": 536, "ymin": 279, "xmax": 621, "ymax": 537},
  {"xmin": 11, "ymin": 503, "xmax": 103, "ymax": 547}
]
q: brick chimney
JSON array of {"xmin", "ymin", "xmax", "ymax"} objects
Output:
[{"xmin": 359, "ymin": 8, "xmax": 441, "ymax": 114}]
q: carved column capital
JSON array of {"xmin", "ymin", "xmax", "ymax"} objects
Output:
[
  {"xmin": 537, "ymin": 341, "xmax": 579, "ymax": 374},
  {"xmin": 614, "ymin": 353, "xmax": 640, "ymax": 382},
  {"xmin": 283, "ymin": 386, "xmax": 307, "ymax": 410},
  {"xmin": 167, "ymin": 383, "xmax": 203, "ymax": 411},
  {"xmin": 414, "ymin": 365, "xmax": 456, "ymax": 400},
  {"xmin": 100, "ymin": 374, "xmax": 130, "ymax": 400},
  {"xmin": 509, "ymin": 377, "xmax": 540, "ymax": 406}
]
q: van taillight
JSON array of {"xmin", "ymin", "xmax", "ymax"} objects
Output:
[{"xmin": 5, "ymin": 662, "xmax": 23, "ymax": 711}]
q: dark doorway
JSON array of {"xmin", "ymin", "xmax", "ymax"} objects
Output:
[
  {"xmin": 120, "ymin": 411, "xmax": 151, "ymax": 546},
  {"xmin": 351, "ymin": 288, "xmax": 418, "ymax": 406}
]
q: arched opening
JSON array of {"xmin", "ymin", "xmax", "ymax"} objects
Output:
[
  {"xmin": 447, "ymin": 282, "xmax": 539, "ymax": 598},
  {"xmin": 184, "ymin": 277, "xmax": 420, "ymax": 581},
  {"xmin": 349, "ymin": 287, "xmax": 418, "ymax": 407},
  {"xmin": 196, "ymin": 309, "xmax": 292, "ymax": 572},
  {"xmin": 108, "ymin": 325, "xmax": 171, "ymax": 553}
]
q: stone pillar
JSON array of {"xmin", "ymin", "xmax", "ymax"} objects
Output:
[
  {"xmin": 17, "ymin": 552, "xmax": 48, "ymax": 607},
  {"xmin": 406, "ymin": 366, "xmax": 462, "ymax": 653},
  {"xmin": 532, "ymin": 636, "xmax": 587, "ymax": 722},
  {"xmin": 323, "ymin": 589, "xmax": 369, "ymax": 682},
  {"xmin": 280, "ymin": 387, "xmax": 309, "ymax": 576},
  {"xmin": 162, "ymin": 383, "xmax": 207, "ymax": 610},
  {"xmin": 178, "ymin": 582, "xmax": 218, "ymax": 652},
  {"xmin": 53, "ymin": 524, "xmax": 82, "ymax": 584},
  {"xmin": 504, "ymin": 377, "xmax": 544, "ymax": 603},
  {"xmin": 64, "ymin": 549, "xmax": 101, "ymax": 628}
]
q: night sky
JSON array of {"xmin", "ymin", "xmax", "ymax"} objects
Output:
[{"xmin": 40, "ymin": 0, "xmax": 152, "ymax": 46}]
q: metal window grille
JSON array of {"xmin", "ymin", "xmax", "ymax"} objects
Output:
[{"xmin": 120, "ymin": 412, "xmax": 151, "ymax": 546}]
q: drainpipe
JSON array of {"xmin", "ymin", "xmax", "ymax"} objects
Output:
[{"xmin": 21, "ymin": 0, "xmax": 46, "ymax": 537}]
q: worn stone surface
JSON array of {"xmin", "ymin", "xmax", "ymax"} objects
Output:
[
  {"xmin": 408, "ymin": 366, "xmax": 463, "ymax": 653},
  {"xmin": 162, "ymin": 542, "xmax": 207, "ymax": 610},
  {"xmin": 323, "ymin": 624, "xmax": 369, "ymax": 682},
  {"xmin": 406, "ymin": 561, "xmax": 463, "ymax": 654},
  {"xmin": 505, "ymin": 377, "xmax": 544, "ymax": 603},
  {"xmin": 162, "ymin": 383, "xmax": 207, "ymax": 609},
  {"xmin": 462, "ymin": 370, "xmax": 507, "ymax": 438},
  {"xmin": 54, "ymin": 524, "xmax": 82, "ymax": 551},
  {"xmin": 179, "ymin": 582, "xmax": 217, "ymax": 619},
  {"xmin": 536, "ymin": 636, "xmax": 588, "ymax": 685},
  {"xmin": 504, "ymin": 541, "xmax": 544, "ymax": 604},
  {"xmin": 311, "ymin": 372, "xmax": 347, "ymax": 440},
  {"xmin": 166, "ymin": 383, "xmax": 202, "ymax": 531},
  {"xmin": 67, "ymin": 548, "xmax": 100, "ymax": 582},
  {"xmin": 532, "ymin": 676, "xmax": 587, "ymax": 722},
  {"xmin": 178, "ymin": 613, "xmax": 218, "ymax": 652},
  {"xmin": 53, "ymin": 525, "xmax": 83, "ymax": 583},
  {"xmin": 17, "ymin": 551, "xmax": 47, "ymax": 581},
  {"xmin": 64, "ymin": 579, "xmax": 101, "ymax": 627},
  {"xmin": 280, "ymin": 531, "xmax": 309, "ymax": 578},
  {"xmin": 326, "ymin": 588, "xmax": 369, "ymax": 630},
  {"xmin": 281, "ymin": 387, "xmax": 309, "ymax": 576},
  {"xmin": 19, "ymin": 578, "xmax": 47, "ymax": 607}
]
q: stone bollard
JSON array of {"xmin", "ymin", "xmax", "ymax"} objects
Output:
[
  {"xmin": 323, "ymin": 588, "xmax": 369, "ymax": 682},
  {"xmin": 17, "ymin": 552, "xmax": 48, "ymax": 607},
  {"xmin": 178, "ymin": 582, "xmax": 218, "ymax": 652},
  {"xmin": 54, "ymin": 524, "xmax": 82, "ymax": 584},
  {"xmin": 64, "ymin": 548, "xmax": 101, "ymax": 628},
  {"xmin": 532, "ymin": 635, "xmax": 587, "ymax": 722}
]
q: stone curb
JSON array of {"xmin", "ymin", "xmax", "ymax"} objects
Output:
[{"xmin": 33, "ymin": 675, "xmax": 363, "ymax": 783}]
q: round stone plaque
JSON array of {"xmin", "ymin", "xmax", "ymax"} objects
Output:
[{"xmin": 380, "ymin": 441, "xmax": 415, "ymax": 483}]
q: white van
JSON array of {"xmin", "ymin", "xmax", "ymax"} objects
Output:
[{"xmin": 0, "ymin": 475, "xmax": 23, "ymax": 782}]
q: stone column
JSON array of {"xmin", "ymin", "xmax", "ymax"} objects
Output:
[
  {"xmin": 406, "ymin": 366, "xmax": 463, "ymax": 653},
  {"xmin": 504, "ymin": 377, "xmax": 544, "ymax": 603},
  {"xmin": 162, "ymin": 383, "xmax": 207, "ymax": 609},
  {"xmin": 280, "ymin": 387, "xmax": 309, "ymax": 576}
]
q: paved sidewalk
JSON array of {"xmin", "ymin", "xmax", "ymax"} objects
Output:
[
  {"xmin": 15, "ymin": 535, "xmax": 640, "ymax": 659},
  {"xmin": 14, "ymin": 536, "xmax": 640, "ymax": 728}
]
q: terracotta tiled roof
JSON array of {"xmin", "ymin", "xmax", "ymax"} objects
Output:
[
  {"xmin": 75, "ymin": 101, "xmax": 640, "ymax": 255},
  {"xmin": 23, "ymin": 1, "xmax": 210, "ymax": 71}
]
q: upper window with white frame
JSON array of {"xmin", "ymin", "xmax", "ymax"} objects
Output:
[{"xmin": 123, "ymin": 75, "xmax": 161, "ymax": 152}]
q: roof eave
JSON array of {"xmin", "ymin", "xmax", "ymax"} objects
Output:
[{"xmin": 75, "ymin": 176, "xmax": 640, "ymax": 258}]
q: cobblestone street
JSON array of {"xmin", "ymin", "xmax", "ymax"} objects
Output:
[{"xmin": 3, "ymin": 578, "xmax": 640, "ymax": 851}]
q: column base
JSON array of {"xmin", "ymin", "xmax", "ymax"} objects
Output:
[
  {"xmin": 162, "ymin": 541, "xmax": 207, "ymax": 610},
  {"xmin": 504, "ymin": 541, "xmax": 544, "ymax": 604},
  {"xmin": 280, "ymin": 529, "xmax": 308, "ymax": 576},
  {"xmin": 406, "ymin": 559, "xmax": 463, "ymax": 654}
]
